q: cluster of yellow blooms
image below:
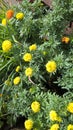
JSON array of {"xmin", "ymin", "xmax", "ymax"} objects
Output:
[
  {"xmin": 24, "ymin": 101, "xmax": 40, "ymax": 129},
  {"xmin": 50, "ymin": 124, "xmax": 73, "ymax": 130},
  {"xmin": 23, "ymin": 44, "xmax": 37, "ymax": 62},
  {"xmin": 1, "ymin": 9, "xmax": 24, "ymax": 26},
  {"xmin": 24, "ymin": 101, "xmax": 73, "ymax": 130}
]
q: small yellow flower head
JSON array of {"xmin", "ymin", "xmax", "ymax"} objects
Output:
[
  {"xmin": 25, "ymin": 67, "xmax": 33, "ymax": 77},
  {"xmin": 50, "ymin": 124, "xmax": 59, "ymax": 130},
  {"xmin": 46, "ymin": 61, "xmax": 57, "ymax": 73},
  {"xmin": 24, "ymin": 119, "xmax": 33, "ymax": 130},
  {"xmin": 56, "ymin": 116, "xmax": 62, "ymax": 122},
  {"xmin": 13, "ymin": 76, "xmax": 21, "ymax": 85},
  {"xmin": 67, "ymin": 124, "xmax": 73, "ymax": 130},
  {"xmin": 23, "ymin": 53, "xmax": 32, "ymax": 62},
  {"xmin": 67, "ymin": 102, "xmax": 73, "ymax": 113},
  {"xmin": 2, "ymin": 40, "xmax": 12, "ymax": 52},
  {"xmin": 49, "ymin": 110, "xmax": 58, "ymax": 121},
  {"xmin": 29, "ymin": 44, "xmax": 37, "ymax": 51},
  {"xmin": 49, "ymin": 110, "xmax": 62, "ymax": 122},
  {"xmin": 16, "ymin": 12, "xmax": 24, "ymax": 20},
  {"xmin": 43, "ymin": 51, "xmax": 47, "ymax": 55},
  {"xmin": 5, "ymin": 80, "xmax": 10, "ymax": 86},
  {"xmin": 2, "ymin": 18, "xmax": 7, "ymax": 26},
  {"xmin": 31, "ymin": 101, "xmax": 40, "ymax": 113},
  {"xmin": 15, "ymin": 66, "xmax": 21, "ymax": 72},
  {"xmin": 62, "ymin": 37, "xmax": 70, "ymax": 44},
  {"xmin": 29, "ymin": 87, "xmax": 35, "ymax": 93}
]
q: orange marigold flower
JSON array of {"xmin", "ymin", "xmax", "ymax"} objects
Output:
[
  {"xmin": 62, "ymin": 37, "xmax": 70, "ymax": 44},
  {"xmin": 6, "ymin": 9, "xmax": 14, "ymax": 19}
]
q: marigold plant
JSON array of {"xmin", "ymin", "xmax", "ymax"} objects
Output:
[{"xmin": 0, "ymin": 0, "xmax": 73, "ymax": 129}]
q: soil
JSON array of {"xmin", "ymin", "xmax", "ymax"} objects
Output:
[
  {"xmin": 1, "ymin": 117, "xmax": 25, "ymax": 130},
  {"xmin": 1, "ymin": 124, "xmax": 24, "ymax": 130},
  {"xmin": 10, "ymin": 128, "xmax": 24, "ymax": 130}
]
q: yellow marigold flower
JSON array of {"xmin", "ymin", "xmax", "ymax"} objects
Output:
[
  {"xmin": 50, "ymin": 124, "xmax": 59, "ymax": 130},
  {"xmin": 67, "ymin": 124, "xmax": 73, "ymax": 130},
  {"xmin": 29, "ymin": 44, "xmax": 37, "ymax": 51},
  {"xmin": 25, "ymin": 67, "xmax": 33, "ymax": 77},
  {"xmin": 49, "ymin": 110, "xmax": 62, "ymax": 122},
  {"xmin": 67, "ymin": 102, "xmax": 73, "ymax": 113},
  {"xmin": 23, "ymin": 53, "xmax": 32, "ymax": 62},
  {"xmin": 2, "ymin": 18, "xmax": 7, "ymax": 26},
  {"xmin": 49, "ymin": 110, "xmax": 58, "ymax": 121},
  {"xmin": 16, "ymin": 12, "xmax": 24, "ymax": 20},
  {"xmin": 13, "ymin": 76, "xmax": 21, "ymax": 85},
  {"xmin": 62, "ymin": 37, "xmax": 70, "ymax": 44},
  {"xmin": 24, "ymin": 119, "xmax": 33, "ymax": 130},
  {"xmin": 31, "ymin": 101, "xmax": 40, "ymax": 113},
  {"xmin": 46, "ymin": 61, "xmax": 57, "ymax": 73},
  {"xmin": 15, "ymin": 66, "xmax": 21, "ymax": 72},
  {"xmin": 2, "ymin": 40, "xmax": 12, "ymax": 52}
]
